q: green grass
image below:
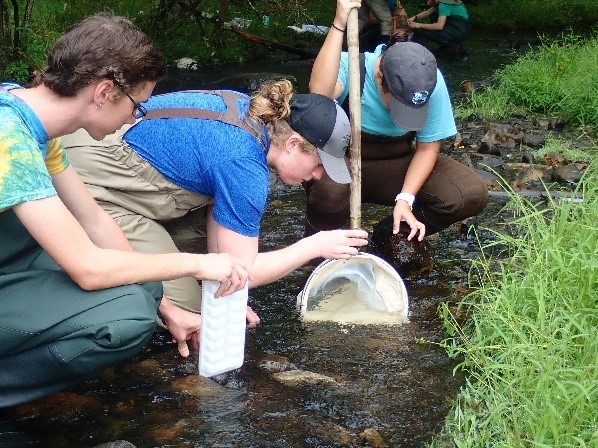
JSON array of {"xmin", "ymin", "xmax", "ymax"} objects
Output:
[
  {"xmin": 464, "ymin": 0, "xmax": 598, "ymax": 32},
  {"xmin": 456, "ymin": 33, "xmax": 598, "ymax": 132},
  {"xmin": 431, "ymin": 157, "xmax": 598, "ymax": 447}
]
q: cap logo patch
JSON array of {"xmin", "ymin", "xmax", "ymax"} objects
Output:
[
  {"xmin": 411, "ymin": 91, "xmax": 429, "ymax": 105},
  {"xmin": 341, "ymin": 132, "xmax": 350, "ymax": 149}
]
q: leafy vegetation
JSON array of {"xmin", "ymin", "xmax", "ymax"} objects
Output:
[
  {"xmin": 0, "ymin": 0, "xmax": 333, "ymax": 82},
  {"xmin": 464, "ymin": 0, "xmax": 598, "ymax": 32},
  {"xmin": 455, "ymin": 33, "xmax": 598, "ymax": 132},
  {"xmin": 2, "ymin": 0, "xmax": 597, "ymax": 83},
  {"xmin": 431, "ymin": 162, "xmax": 597, "ymax": 447}
]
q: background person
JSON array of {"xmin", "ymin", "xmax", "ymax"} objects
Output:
[
  {"xmin": 357, "ymin": 0, "xmax": 394, "ymax": 49},
  {"xmin": 306, "ymin": 0, "xmax": 487, "ymax": 256},
  {"xmin": 0, "ymin": 12, "xmax": 250, "ymax": 408},
  {"xmin": 408, "ymin": 0, "xmax": 470, "ymax": 53},
  {"xmin": 62, "ymin": 80, "xmax": 369, "ymax": 335}
]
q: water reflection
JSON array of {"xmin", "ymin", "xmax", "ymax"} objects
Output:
[{"xmin": 156, "ymin": 31, "xmax": 531, "ymax": 95}]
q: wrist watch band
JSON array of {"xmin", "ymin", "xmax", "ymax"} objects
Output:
[{"xmin": 395, "ymin": 192, "xmax": 415, "ymax": 210}]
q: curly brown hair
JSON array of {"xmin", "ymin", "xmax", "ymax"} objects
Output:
[
  {"xmin": 31, "ymin": 12, "xmax": 167, "ymax": 97},
  {"xmin": 248, "ymin": 79, "xmax": 317, "ymax": 155}
]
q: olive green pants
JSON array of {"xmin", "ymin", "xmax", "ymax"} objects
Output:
[{"xmin": 0, "ymin": 209, "xmax": 162, "ymax": 408}]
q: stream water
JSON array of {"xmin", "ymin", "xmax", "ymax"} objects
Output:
[{"xmin": 0, "ymin": 32, "xmax": 538, "ymax": 447}]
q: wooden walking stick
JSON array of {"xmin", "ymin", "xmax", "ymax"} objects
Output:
[
  {"xmin": 297, "ymin": 9, "xmax": 409, "ymax": 319},
  {"xmin": 347, "ymin": 8, "xmax": 362, "ymax": 230}
]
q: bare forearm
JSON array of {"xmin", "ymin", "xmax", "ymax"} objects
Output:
[
  {"xmin": 249, "ymin": 239, "xmax": 319, "ymax": 287},
  {"xmin": 70, "ymin": 249, "xmax": 210, "ymax": 290},
  {"xmin": 410, "ymin": 9, "xmax": 446, "ymax": 30},
  {"xmin": 248, "ymin": 229, "xmax": 368, "ymax": 287},
  {"xmin": 309, "ymin": 23, "xmax": 344, "ymax": 97},
  {"xmin": 310, "ymin": 0, "xmax": 361, "ymax": 97},
  {"xmin": 411, "ymin": 7, "xmax": 435, "ymax": 21},
  {"xmin": 401, "ymin": 142, "xmax": 440, "ymax": 195}
]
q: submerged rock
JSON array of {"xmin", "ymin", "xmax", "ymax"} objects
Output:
[
  {"xmin": 272, "ymin": 370, "xmax": 341, "ymax": 387},
  {"xmin": 171, "ymin": 374, "xmax": 226, "ymax": 398},
  {"xmin": 91, "ymin": 441, "xmax": 136, "ymax": 448},
  {"xmin": 360, "ymin": 428, "xmax": 387, "ymax": 448},
  {"xmin": 258, "ymin": 354, "xmax": 298, "ymax": 373}
]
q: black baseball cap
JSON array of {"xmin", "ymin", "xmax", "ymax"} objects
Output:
[{"xmin": 288, "ymin": 93, "xmax": 351, "ymax": 184}]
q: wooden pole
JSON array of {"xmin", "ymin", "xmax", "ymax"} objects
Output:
[{"xmin": 347, "ymin": 8, "xmax": 361, "ymax": 230}]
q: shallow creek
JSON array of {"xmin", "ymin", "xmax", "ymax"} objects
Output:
[{"xmin": 0, "ymin": 32, "xmax": 535, "ymax": 447}]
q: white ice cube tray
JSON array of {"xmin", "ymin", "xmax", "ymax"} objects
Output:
[{"xmin": 198, "ymin": 280, "xmax": 248, "ymax": 377}]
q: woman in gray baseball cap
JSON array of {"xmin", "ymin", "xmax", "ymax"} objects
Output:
[
  {"xmin": 62, "ymin": 79, "xmax": 368, "ymax": 341},
  {"xmin": 306, "ymin": 0, "xmax": 487, "ymax": 255}
]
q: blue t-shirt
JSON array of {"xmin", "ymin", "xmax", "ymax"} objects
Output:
[
  {"xmin": 0, "ymin": 84, "xmax": 69, "ymax": 213},
  {"xmin": 123, "ymin": 91, "xmax": 270, "ymax": 237},
  {"xmin": 337, "ymin": 45, "xmax": 457, "ymax": 142}
]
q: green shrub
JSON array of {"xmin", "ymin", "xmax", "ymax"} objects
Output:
[{"xmin": 456, "ymin": 34, "xmax": 598, "ymax": 131}]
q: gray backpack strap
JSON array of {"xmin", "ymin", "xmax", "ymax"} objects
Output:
[
  {"xmin": 143, "ymin": 90, "xmax": 266, "ymax": 148},
  {"xmin": 341, "ymin": 53, "xmax": 366, "ymax": 117},
  {"xmin": 359, "ymin": 52, "xmax": 366, "ymax": 96}
]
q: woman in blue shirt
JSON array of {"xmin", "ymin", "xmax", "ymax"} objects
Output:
[{"xmin": 63, "ymin": 80, "xmax": 368, "ymax": 339}]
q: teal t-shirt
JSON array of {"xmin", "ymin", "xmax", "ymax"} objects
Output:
[
  {"xmin": 438, "ymin": 2, "xmax": 469, "ymax": 20},
  {"xmin": 337, "ymin": 45, "xmax": 457, "ymax": 142}
]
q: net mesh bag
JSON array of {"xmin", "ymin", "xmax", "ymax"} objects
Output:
[{"xmin": 297, "ymin": 254, "xmax": 409, "ymax": 324}]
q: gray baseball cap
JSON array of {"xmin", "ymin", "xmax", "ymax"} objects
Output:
[
  {"xmin": 288, "ymin": 93, "xmax": 351, "ymax": 184},
  {"xmin": 381, "ymin": 42, "xmax": 437, "ymax": 131}
]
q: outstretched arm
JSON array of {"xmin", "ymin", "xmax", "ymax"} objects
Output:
[
  {"xmin": 250, "ymin": 229, "xmax": 369, "ymax": 287},
  {"xmin": 408, "ymin": 6, "xmax": 435, "ymax": 23},
  {"xmin": 214, "ymin": 222, "xmax": 368, "ymax": 288},
  {"xmin": 309, "ymin": 0, "xmax": 362, "ymax": 99},
  {"xmin": 14, "ymin": 167, "xmax": 248, "ymax": 293},
  {"xmin": 408, "ymin": 8, "xmax": 447, "ymax": 30}
]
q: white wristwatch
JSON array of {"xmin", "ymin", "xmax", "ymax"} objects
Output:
[{"xmin": 394, "ymin": 192, "xmax": 415, "ymax": 210}]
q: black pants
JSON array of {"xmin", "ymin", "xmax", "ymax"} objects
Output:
[
  {"xmin": 304, "ymin": 133, "xmax": 488, "ymax": 235},
  {"xmin": 414, "ymin": 15, "xmax": 470, "ymax": 47}
]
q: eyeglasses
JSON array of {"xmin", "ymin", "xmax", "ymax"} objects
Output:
[
  {"xmin": 111, "ymin": 78, "xmax": 147, "ymax": 119},
  {"xmin": 122, "ymin": 91, "xmax": 147, "ymax": 119}
]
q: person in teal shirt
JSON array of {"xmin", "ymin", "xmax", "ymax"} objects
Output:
[
  {"xmin": 306, "ymin": 0, "xmax": 487, "ymax": 251},
  {"xmin": 408, "ymin": 0, "xmax": 470, "ymax": 51}
]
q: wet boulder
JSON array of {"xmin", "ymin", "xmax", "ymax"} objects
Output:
[
  {"xmin": 370, "ymin": 216, "xmax": 434, "ymax": 277},
  {"xmin": 272, "ymin": 370, "xmax": 341, "ymax": 387}
]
